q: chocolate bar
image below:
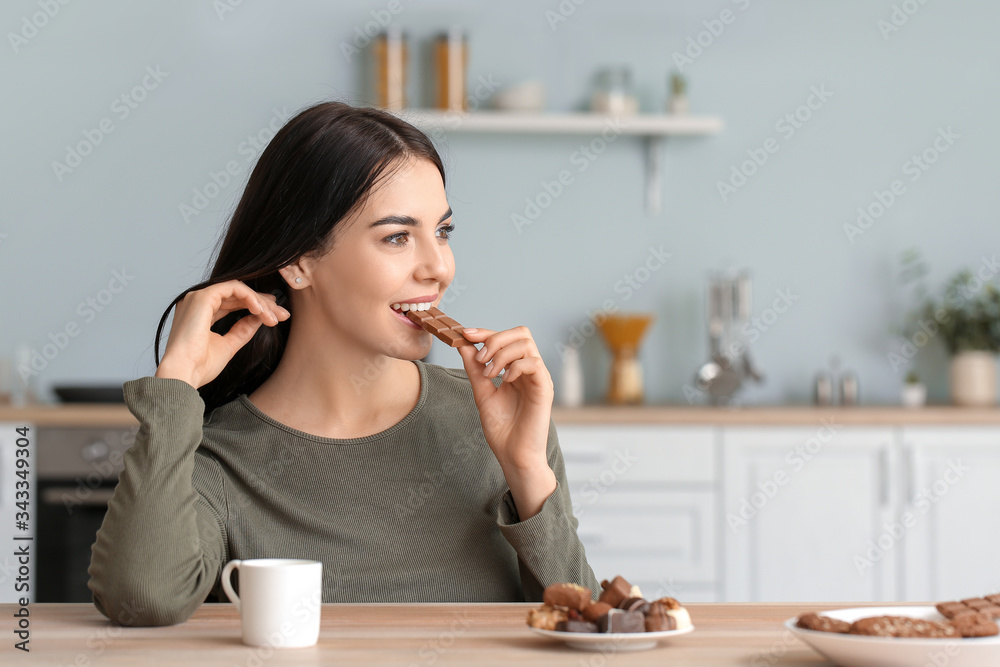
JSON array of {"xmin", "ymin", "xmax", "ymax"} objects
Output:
[{"xmin": 405, "ymin": 306, "xmax": 474, "ymax": 347}]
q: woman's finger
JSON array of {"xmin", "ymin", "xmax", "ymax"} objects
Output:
[
  {"xmin": 466, "ymin": 326, "xmax": 535, "ymax": 366},
  {"xmin": 456, "ymin": 340, "xmax": 497, "ymax": 399},
  {"xmin": 219, "ymin": 312, "xmax": 265, "ymax": 354},
  {"xmin": 482, "ymin": 338, "xmax": 533, "ymax": 379}
]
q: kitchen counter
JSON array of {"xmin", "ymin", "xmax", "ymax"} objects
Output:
[
  {"xmin": 4, "ymin": 403, "xmax": 1000, "ymax": 427},
  {"xmin": 0, "ymin": 601, "xmax": 917, "ymax": 665}
]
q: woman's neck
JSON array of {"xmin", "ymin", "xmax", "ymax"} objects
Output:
[{"xmin": 246, "ymin": 326, "xmax": 421, "ymax": 440}]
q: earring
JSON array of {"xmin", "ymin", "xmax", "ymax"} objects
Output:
[{"xmin": 295, "ymin": 277, "xmax": 302, "ymax": 284}]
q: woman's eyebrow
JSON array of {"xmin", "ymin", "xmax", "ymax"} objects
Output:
[{"xmin": 369, "ymin": 207, "xmax": 453, "ymax": 228}]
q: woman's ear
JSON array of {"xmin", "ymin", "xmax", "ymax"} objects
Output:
[{"xmin": 279, "ymin": 260, "xmax": 310, "ymax": 289}]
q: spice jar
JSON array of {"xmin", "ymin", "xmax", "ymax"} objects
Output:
[
  {"xmin": 590, "ymin": 67, "xmax": 638, "ymax": 115},
  {"xmin": 373, "ymin": 26, "xmax": 407, "ymax": 110},
  {"xmin": 434, "ymin": 27, "xmax": 467, "ymax": 111}
]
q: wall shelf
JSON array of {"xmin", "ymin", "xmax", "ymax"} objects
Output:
[{"xmin": 397, "ymin": 110, "xmax": 724, "ymax": 214}]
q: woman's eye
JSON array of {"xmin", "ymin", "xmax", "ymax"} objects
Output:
[
  {"xmin": 384, "ymin": 231, "xmax": 408, "ymax": 246},
  {"xmin": 437, "ymin": 224, "xmax": 455, "ymax": 240}
]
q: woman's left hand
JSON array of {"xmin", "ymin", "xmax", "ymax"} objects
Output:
[{"xmin": 456, "ymin": 326, "xmax": 554, "ymax": 472}]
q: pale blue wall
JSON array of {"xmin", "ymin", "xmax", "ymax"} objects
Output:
[{"xmin": 3, "ymin": 0, "xmax": 997, "ymax": 404}]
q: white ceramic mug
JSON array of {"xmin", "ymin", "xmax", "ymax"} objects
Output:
[{"xmin": 221, "ymin": 558, "xmax": 322, "ymax": 648}]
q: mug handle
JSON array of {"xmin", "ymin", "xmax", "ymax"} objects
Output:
[{"xmin": 221, "ymin": 559, "xmax": 242, "ymax": 611}]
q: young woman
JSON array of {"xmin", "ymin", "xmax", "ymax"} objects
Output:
[{"xmin": 87, "ymin": 101, "xmax": 599, "ymax": 626}]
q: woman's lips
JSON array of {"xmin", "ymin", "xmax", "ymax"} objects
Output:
[{"xmin": 391, "ymin": 306, "xmax": 424, "ymax": 329}]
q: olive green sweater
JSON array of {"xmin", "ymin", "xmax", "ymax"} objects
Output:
[{"xmin": 87, "ymin": 359, "xmax": 599, "ymax": 626}]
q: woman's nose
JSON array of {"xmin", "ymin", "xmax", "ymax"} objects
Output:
[{"xmin": 413, "ymin": 235, "xmax": 451, "ymax": 282}]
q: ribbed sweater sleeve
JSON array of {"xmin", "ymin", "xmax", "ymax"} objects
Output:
[
  {"xmin": 495, "ymin": 418, "xmax": 601, "ymax": 601},
  {"xmin": 87, "ymin": 376, "xmax": 228, "ymax": 627}
]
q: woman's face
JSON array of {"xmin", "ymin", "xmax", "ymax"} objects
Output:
[{"xmin": 290, "ymin": 157, "xmax": 455, "ymax": 360}]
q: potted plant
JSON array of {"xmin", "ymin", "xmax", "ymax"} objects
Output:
[
  {"xmin": 668, "ymin": 72, "xmax": 688, "ymax": 115},
  {"xmin": 901, "ymin": 369, "xmax": 927, "ymax": 408},
  {"xmin": 902, "ymin": 257, "xmax": 1000, "ymax": 406}
]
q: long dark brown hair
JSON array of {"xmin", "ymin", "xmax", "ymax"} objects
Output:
[{"xmin": 153, "ymin": 102, "xmax": 445, "ymax": 414}]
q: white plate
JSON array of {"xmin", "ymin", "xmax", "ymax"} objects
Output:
[
  {"xmin": 528, "ymin": 625, "xmax": 694, "ymax": 652},
  {"xmin": 786, "ymin": 606, "xmax": 1000, "ymax": 667}
]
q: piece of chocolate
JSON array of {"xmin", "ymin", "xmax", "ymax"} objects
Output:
[
  {"xmin": 405, "ymin": 306, "xmax": 474, "ymax": 347},
  {"xmin": 543, "ymin": 582, "xmax": 592, "ymax": 611},
  {"xmin": 555, "ymin": 619, "xmax": 599, "ymax": 633},
  {"xmin": 645, "ymin": 601, "xmax": 677, "ymax": 632},
  {"xmin": 582, "ymin": 601, "xmax": 613, "ymax": 623},
  {"xmin": 617, "ymin": 596, "xmax": 649, "ymax": 614},
  {"xmin": 597, "ymin": 609, "xmax": 645, "ymax": 633},
  {"xmin": 598, "ymin": 576, "xmax": 632, "ymax": 608},
  {"xmin": 951, "ymin": 612, "xmax": 1000, "ymax": 638}
]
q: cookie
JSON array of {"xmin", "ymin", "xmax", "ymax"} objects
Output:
[
  {"xmin": 543, "ymin": 582, "xmax": 592, "ymax": 611},
  {"xmin": 849, "ymin": 615, "xmax": 957, "ymax": 638},
  {"xmin": 581, "ymin": 601, "xmax": 613, "ymax": 623},
  {"xmin": 796, "ymin": 612, "xmax": 850, "ymax": 634},
  {"xmin": 526, "ymin": 604, "xmax": 568, "ymax": 631},
  {"xmin": 951, "ymin": 612, "xmax": 1000, "ymax": 638},
  {"xmin": 598, "ymin": 576, "xmax": 632, "ymax": 608}
]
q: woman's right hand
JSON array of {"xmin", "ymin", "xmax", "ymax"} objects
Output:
[{"xmin": 154, "ymin": 280, "xmax": 290, "ymax": 388}]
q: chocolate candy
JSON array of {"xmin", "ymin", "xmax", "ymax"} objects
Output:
[
  {"xmin": 405, "ymin": 306, "xmax": 474, "ymax": 347},
  {"xmin": 645, "ymin": 601, "xmax": 678, "ymax": 632},
  {"xmin": 543, "ymin": 582, "xmax": 592, "ymax": 611},
  {"xmin": 598, "ymin": 576, "xmax": 632, "ymax": 608},
  {"xmin": 597, "ymin": 609, "xmax": 645, "ymax": 633},
  {"xmin": 526, "ymin": 605, "xmax": 567, "ymax": 631},
  {"xmin": 582, "ymin": 601, "xmax": 613, "ymax": 623},
  {"xmin": 555, "ymin": 619, "xmax": 599, "ymax": 633},
  {"xmin": 951, "ymin": 612, "xmax": 1000, "ymax": 637},
  {"xmin": 617, "ymin": 596, "xmax": 650, "ymax": 614}
]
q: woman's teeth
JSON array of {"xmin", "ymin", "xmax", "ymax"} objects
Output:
[{"xmin": 391, "ymin": 302, "xmax": 433, "ymax": 312}]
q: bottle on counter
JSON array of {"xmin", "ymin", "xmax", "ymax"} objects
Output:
[
  {"xmin": 433, "ymin": 27, "xmax": 467, "ymax": 111},
  {"xmin": 840, "ymin": 371, "xmax": 859, "ymax": 406},
  {"xmin": 558, "ymin": 346, "xmax": 584, "ymax": 408},
  {"xmin": 813, "ymin": 372, "xmax": 833, "ymax": 406},
  {"xmin": 374, "ymin": 25, "xmax": 408, "ymax": 110}
]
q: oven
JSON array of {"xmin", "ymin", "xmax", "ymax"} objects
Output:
[{"xmin": 36, "ymin": 425, "xmax": 137, "ymax": 602}]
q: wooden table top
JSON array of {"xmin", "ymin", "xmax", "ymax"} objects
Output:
[{"xmin": 0, "ymin": 600, "xmax": 926, "ymax": 665}]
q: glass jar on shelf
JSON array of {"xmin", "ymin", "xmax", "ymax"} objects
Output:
[{"xmin": 590, "ymin": 67, "xmax": 638, "ymax": 115}]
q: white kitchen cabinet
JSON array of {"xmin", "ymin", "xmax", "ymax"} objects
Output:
[
  {"xmin": 556, "ymin": 425, "xmax": 720, "ymax": 601},
  {"xmin": 722, "ymin": 426, "xmax": 897, "ymax": 602},
  {"xmin": 899, "ymin": 427, "xmax": 1000, "ymax": 601}
]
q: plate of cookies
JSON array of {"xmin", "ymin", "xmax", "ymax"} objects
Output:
[
  {"xmin": 526, "ymin": 575, "xmax": 694, "ymax": 652},
  {"xmin": 787, "ymin": 594, "xmax": 1000, "ymax": 667}
]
